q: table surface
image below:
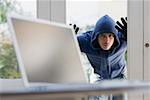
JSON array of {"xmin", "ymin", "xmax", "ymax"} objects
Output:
[{"xmin": 0, "ymin": 80, "xmax": 150, "ymax": 97}]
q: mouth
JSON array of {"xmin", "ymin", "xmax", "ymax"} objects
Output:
[{"xmin": 103, "ymin": 43, "xmax": 109, "ymax": 47}]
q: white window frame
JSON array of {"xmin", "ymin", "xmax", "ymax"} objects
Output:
[
  {"xmin": 128, "ymin": 0, "xmax": 150, "ymax": 81},
  {"xmin": 128, "ymin": 1, "xmax": 144, "ymax": 100},
  {"xmin": 128, "ymin": 0, "xmax": 144, "ymax": 80},
  {"xmin": 37, "ymin": 0, "xmax": 66, "ymax": 23}
]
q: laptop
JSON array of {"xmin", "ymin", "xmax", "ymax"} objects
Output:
[{"xmin": 7, "ymin": 14, "xmax": 88, "ymax": 87}]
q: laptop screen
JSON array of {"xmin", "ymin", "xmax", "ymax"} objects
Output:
[{"xmin": 8, "ymin": 15, "xmax": 88, "ymax": 86}]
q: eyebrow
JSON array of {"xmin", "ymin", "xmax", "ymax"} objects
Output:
[{"xmin": 100, "ymin": 33, "xmax": 114, "ymax": 35}]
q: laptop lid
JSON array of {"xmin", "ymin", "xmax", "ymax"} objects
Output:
[{"xmin": 7, "ymin": 14, "xmax": 88, "ymax": 86}]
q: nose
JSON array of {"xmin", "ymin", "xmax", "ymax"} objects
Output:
[{"xmin": 104, "ymin": 36, "xmax": 110, "ymax": 43}]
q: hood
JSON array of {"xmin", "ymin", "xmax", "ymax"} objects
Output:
[{"xmin": 91, "ymin": 15, "xmax": 120, "ymax": 49}]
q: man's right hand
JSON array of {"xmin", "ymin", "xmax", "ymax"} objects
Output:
[
  {"xmin": 115, "ymin": 17, "xmax": 127, "ymax": 40},
  {"xmin": 69, "ymin": 24, "xmax": 79, "ymax": 34}
]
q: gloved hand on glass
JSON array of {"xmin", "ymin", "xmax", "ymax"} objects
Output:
[
  {"xmin": 69, "ymin": 24, "xmax": 79, "ymax": 34},
  {"xmin": 115, "ymin": 17, "xmax": 127, "ymax": 41}
]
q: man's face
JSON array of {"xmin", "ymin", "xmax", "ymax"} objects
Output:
[{"xmin": 98, "ymin": 33, "xmax": 115, "ymax": 50}]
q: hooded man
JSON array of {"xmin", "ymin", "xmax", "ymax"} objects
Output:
[{"xmin": 76, "ymin": 15, "xmax": 127, "ymax": 82}]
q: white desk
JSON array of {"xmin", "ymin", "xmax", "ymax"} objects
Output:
[{"xmin": 0, "ymin": 80, "xmax": 150, "ymax": 100}]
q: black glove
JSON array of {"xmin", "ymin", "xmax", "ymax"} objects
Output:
[
  {"xmin": 69, "ymin": 24, "xmax": 79, "ymax": 34},
  {"xmin": 115, "ymin": 17, "xmax": 127, "ymax": 40}
]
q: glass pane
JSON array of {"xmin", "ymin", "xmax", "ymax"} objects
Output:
[
  {"xmin": 66, "ymin": 0, "xmax": 127, "ymax": 32},
  {"xmin": 66, "ymin": 0, "xmax": 127, "ymax": 82}
]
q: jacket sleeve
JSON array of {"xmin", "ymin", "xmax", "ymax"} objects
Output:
[{"xmin": 77, "ymin": 32, "xmax": 91, "ymax": 53}]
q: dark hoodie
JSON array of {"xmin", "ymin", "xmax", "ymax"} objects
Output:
[{"xmin": 77, "ymin": 15, "xmax": 127, "ymax": 79}]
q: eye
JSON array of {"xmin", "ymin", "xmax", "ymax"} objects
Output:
[
  {"xmin": 99, "ymin": 34, "xmax": 105, "ymax": 38},
  {"xmin": 109, "ymin": 34, "xmax": 114, "ymax": 38}
]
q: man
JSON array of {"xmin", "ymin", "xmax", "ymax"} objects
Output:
[{"xmin": 74, "ymin": 15, "xmax": 127, "ymax": 82}]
